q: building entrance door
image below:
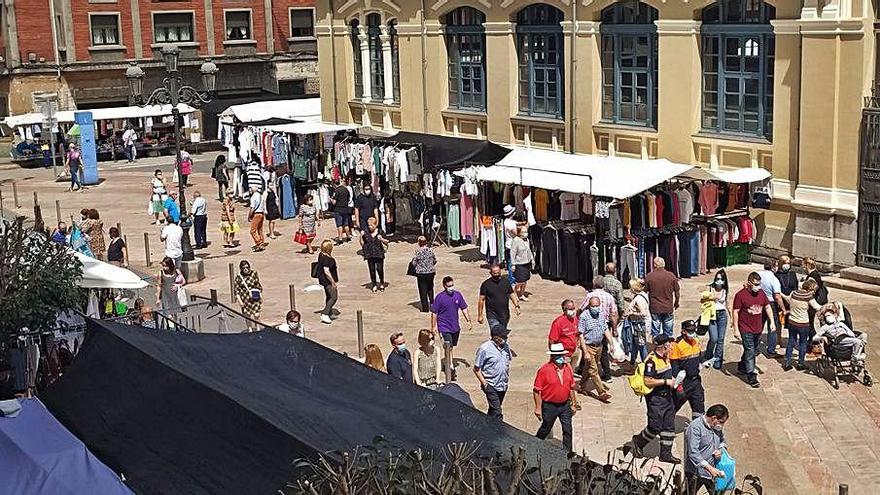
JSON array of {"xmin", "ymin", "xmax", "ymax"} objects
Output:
[{"xmin": 858, "ymin": 102, "xmax": 880, "ymax": 268}]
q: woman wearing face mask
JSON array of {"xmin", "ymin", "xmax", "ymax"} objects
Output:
[
  {"xmin": 624, "ymin": 278, "xmax": 649, "ymax": 365},
  {"xmin": 814, "ymin": 304, "xmax": 867, "ymax": 364},
  {"xmin": 781, "ymin": 279, "xmax": 821, "ymax": 371},
  {"xmin": 509, "ymin": 226, "xmax": 534, "ymax": 302},
  {"xmin": 150, "ymin": 169, "xmax": 168, "ymax": 225},
  {"xmin": 359, "ymin": 217, "xmax": 389, "ymax": 292},
  {"xmin": 277, "ymin": 310, "xmax": 304, "ymax": 337},
  {"xmin": 412, "ymin": 329, "xmax": 442, "ymax": 390},
  {"xmin": 703, "ymin": 269, "xmax": 730, "ymax": 370},
  {"xmin": 298, "ymin": 194, "xmax": 319, "ymax": 254},
  {"xmin": 411, "ymin": 236, "xmax": 437, "ymax": 312},
  {"xmin": 156, "ymin": 256, "xmax": 185, "ymax": 328},
  {"xmin": 234, "ymin": 260, "xmax": 263, "ymax": 332}
]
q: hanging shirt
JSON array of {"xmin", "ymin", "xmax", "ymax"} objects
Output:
[
  {"xmin": 699, "ymin": 182, "xmax": 719, "ymax": 215},
  {"xmin": 534, "ymin": 188, "xmax": 549, "ymax": 222},
  {"xmin": 559, "ymin": 192, "xmax": 580, "ymax": 221}
]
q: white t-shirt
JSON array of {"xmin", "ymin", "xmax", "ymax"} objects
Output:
[
  {"xmin": 191, "ymin": 196, "xmax": 207, "ymax": 216},
  {"xmin": 503, "ymin": 218, "xmax": 518, "ymax": 250},
  {"xmin": 161, "ymin": 224, "xmax": 183, "ymax": 258},
  {"xmin": 123, "ymin": 128, "xmax": 137, "ymax": 145},
  {"xmin": 250, "ymin": 192, "xmax": 265, "ymax": 214},
  {"xmin": 559, "ymin": 192, "xmax": 580, "ymax": 221},
  {"xmin": 277, "ymin": 322, "xmax": 305, "ymax": 337}
]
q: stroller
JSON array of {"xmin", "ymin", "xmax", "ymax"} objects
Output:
[{"xmin": 813, "ymin": 303, "xmax": 872, "ymax": 389}]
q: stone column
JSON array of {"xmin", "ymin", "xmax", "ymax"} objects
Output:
[
  {"xmin": 358, "ymin": 32, "xmax": 372, "ymax": 103},
  {"xmin": 654, "ymin": 20, "xmax": 702, "ymax": 165},
  {"xmin": 204, "ymin": 0, "xmax": 216, "ymax": 56},
  {"xmin": 572, "ymin": 21, "xmax": 599, "ymax": 154},
  {"xmin": 484, "ymin": 22, "xmax": 516, "ymax": 145},
  {"xmin": 380, "ymin": 26, "xmax": 394, "ymax": 105}
]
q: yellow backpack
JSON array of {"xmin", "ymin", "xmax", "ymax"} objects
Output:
[{"xmin": 628, "ymin": 361, "xmax": 652, "ymax": 396}]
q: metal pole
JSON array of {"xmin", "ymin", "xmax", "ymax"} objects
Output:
[
  {"xmin": 228, "ymin": 263, "xmax": 235, "ymax": 303},
  {"xmin": 357, "ymin": 309, "xmax": 364, "ymax": 359},
  {"xmin": 169, "ymin": 79, "xmax": 195, "ymax": 263},
  {"xmin": 289, "ymin": 284, "xmax": 296, "ymax": 312},
  {"xmin": 123, "ymin": 235, "xmax": 130, "ymax": 266},
  {"xmin": 116, "ymin": 222, "xmax": 123, "ymax": 238},
  {"xmin": 143, "ymin": 232, "xmax": 151, "ymax": 267},
  {"xmin": 12, "ymin": 181, "xmax": 20, "ymax": 208},
  {"xmin": 0, "ymin": 189, "xmax": 4, "ymax": 217},
  {"xmin": 839, "ymin": 484, "xmax": 849, "ymax": 495},
  {"xmin": 55, "ymin": 200, "xmax": 61, "ymax": 224},
  {"xmin": 48, "ymin": 123, "xmax": 57, "ymax": 178}
]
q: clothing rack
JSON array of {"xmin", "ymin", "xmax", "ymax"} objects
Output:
[{"xmin": 690, "ymin": 208, "xmax": 749, "ymax": 222}]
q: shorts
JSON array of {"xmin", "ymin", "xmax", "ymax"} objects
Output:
[
  {"xmin": 151, "ymin": 200, "xmax": 164, "ymax": 214},
  {"xmin": 334, "ymin": 211, "xmax": 352, "ymax": 228},
  {"xmin": 220, "ymin": 221, "xmax": 240, "ymax": 234},
  {"xmin": 441, "ymin": 331, "xmax": 460, "ymax": 348},
  {"xmin": 514, "ymin": 264, "xmax": 531, "ymax": 283}
]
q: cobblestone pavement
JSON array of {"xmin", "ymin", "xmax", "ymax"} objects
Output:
[{"xmin": 2, "ymin": 154, "xmax": 878, "ymax": 494}]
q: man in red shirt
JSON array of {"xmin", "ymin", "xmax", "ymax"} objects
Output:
[
  {"xmin": 548, "ymin": 299, "xmax": 582, "ymax": 372},
  {"xmin": 533, "ymin": 343, "xmax": 579, "ymax": 452},
  {"xmin": 732, "ymin": 271, "xmax": 776, "ymax": 388}
]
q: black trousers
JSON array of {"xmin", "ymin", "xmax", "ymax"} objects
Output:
[
  {"xmin": 367, "ymin": 258, "xmax": 385, "ymax": 287},
  {"xmin": 685, "ymin": 471, "xmax": 717, "ymax": 495},
  {"xmin": 633, "ymin": 392, "xmax": 675, "ymax": 457},
  {"xmin": 600, "ymin": 336, "xmax": 611, "ymax": 380},
  {"xmin": 674, "ymin": 377, "xmax": 706, "ymax": 418},
  {"xmin": 483, "ymin": 386, "xmax": 506, "ymax": 420},
  {"xmin": 322, "ymin": 285, "xmax": 338, "ymax": 316},
  {"xmin": 535, "ymin": 400, "xmax": 573, "ymax": 452},
  {"xmin": 416, "ymin": 273, "xmax": 435, "ymax": 312},
  {"xmin": 193, "ymin": 215, "xmax": 208, "ymax": 248}
]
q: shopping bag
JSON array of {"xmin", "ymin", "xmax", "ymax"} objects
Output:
[
  {"xmin": 406, "ymin": 260, "xmax": 417, "ymax": 277},
  {"xmin": 176, "ymin": 286, "xmax": 189, "ymax": 307},
  {"xmin": 610, "ymin": 332, "xmax": 626, "ymax": 363},
  {"xmin": 294, "ymin": 230, "xmax": 309, "ymax": 245},
  {"xmin": 714, "ymin": 449, "xmax": 736, "ymax": 492}
]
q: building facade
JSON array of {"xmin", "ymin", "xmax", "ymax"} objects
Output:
[
  {"xmin": 0, "ymin": 0, "xmax": 320, "ymax": 137},
  {"xmin": 315, "ymin": 0, "xmax": 879, "ymax": 270}
]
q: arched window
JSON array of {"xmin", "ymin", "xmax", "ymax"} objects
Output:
[
  {"xmin": 516, "ymin": 4, "xmax": 564, "ymax": 118},
  {"xmin": 701, "ymin": 0, "xmax": 775, "ymax": 138},
  {"xmin": 600, "ymin": 2, "xmax": 658, "ymax": 128},
  {"xmin": 389, "ymin": 19, "xmax": 400, "ymax": 103},
  {"xmin": 367, "ymin": 13, "xmax": 384, "ymax": 101},
  {"xmin": 445, "ymin": 7, "xmax": 486, "ymax": 111},
  {"xmin": 350, "ymin": 19, "xmax": 363, "ymax": 98}
]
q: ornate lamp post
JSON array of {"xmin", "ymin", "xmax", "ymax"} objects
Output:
[{"xmin": 125, "ymin": 46, "xmax": 219, "ymax": 263}]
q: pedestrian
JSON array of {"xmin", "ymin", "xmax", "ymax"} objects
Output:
[
  {"xmin": 330, "ymin": 176, "xmax": 354, "ymax": 244},
  {"xmin": 297, "ymin": 193, "xmax": 319, "ymax": 254},
  {"xmin": 624, "ymin": 279, "xmax": 649, "ymax": 366},
  {"xmin": 245, "ymin": 158, "xmax": 264, "ymax": 198},
  {"xmin": 411, "ymin": 236, "xmax": 437, "ymax": 312},
  {"xmin": 603, "ymin": 262, "xmax": 625, "ymax": 315},
  {"xmin": 155, "ymin": 256, "xmax": 185, "ymax": 327},
  {"xmin": 776, "ymin": 255, "xmax": 799, "ymax": 296},
  {"xmin": 134, "ymin": 298, "xmax": 156, "ymax": 328},
  {"xmin": 732, "ymin": 271, "xmax": 776, "ymax": 388},
  {"xmin": 264, "ymin": 164, "xmax": 281, "ymax": 239},
  {"xmin": 548, "ymin": 299, "xmax": 581, "ymax": 375},
  {"xmin": 577, "ymin": 296, "xmax": 613, "ymax": 403},
  {"xmin": 51, "ymin": 221, "xmax": 68, "ymax": 245},
  {"xmin": 627, "ymin": 334, "xmax": 681, "ymax": 463},
  {"xmin": 150, "ymin": 169, "xmax": 168, "ymax": 225},
  {"xmin": 106, "ymin": 227, "xmax": 127, "ymax": 267},
  {"xmin": 64, "ymin": 143, "xmax": 82, "ymax": 192},
  {"xmin": 509, "ymin": 226, "xmax": 534, "ymax": 302},
  {"xmin": 234, "ymin": 260, "xmax": 263, "ymax": 332},
  {"xmin": 191, "ymin": 190, "xmax": 208, "ymax": 249},
  {"xmin": 478, "ymin": 264, "xmax": 521, "ymax": 333},
  {"xmin": 359, "ymin": 217, "xmax": 389, "ymax": 292},
  {"xmin": 316, "ymin": 240, "xmax": 339, "ymax": 324},
  {"xmin": 277, "ymin": 310, "xmax": 304, "ymax": 337},
  {"xmin": 671, "ymin": 320, "xmax": 706, "ymax": 419},
  {"xmin": 684, "ymin": 404, "xmax": 730, "ymax": 494},
  {"xmin": 429, "ymin": 284, "xmax": 469, "ymax": 374},
  {"xmin": 364, "ymin": 344, "xmax": 386, "ymax": 372},
  {"xmin": 219, "ymin": 190, "xmax": 239, "ymax": 248},
  {"xmin": 41, "ymin": 140, "xmax": 51, "ymax": 168},
  {"xmin": 211, "ymin": 155, "xmax": 229, "ymax": 201},
  {"xmin": 757, "ymin": 260, "xmax": 785, "ymax": 358},
  {"xmin": 81, "ymin": 209, "xmax": 106, "ymax": 261},
  {"xmin": 474, "ymin": 325, "xmax": 512, "ymax": 420},
  {"xmin": 782, "ymin": 278, "xmax": 821, "ymax": 371},
  {"xmin": 814, "ymin": 304, "xmax": 867, "ymax": 364},
  {"xmin": 644, "ymin": 257, "xmax": 680, "ymax": 339},
  {"xmin": 163, "ymin": 191, "xmax": 181, "ymax": 225},
  {"xmin": 122, "ymin": 125, "xmax": 137, "ymax": 163},
  {"xmin": 354, "ymin": 183, "xmax": 380, "ymax": 234},
  {"xmin": 533, "ymin": 343, "xmax": 579, "ymax": 452},
  {"xmin": 502, "ymin": 205, "xmax": 518, "ymax": 285},
  {"xmin": 160, "ymin": 218, "xmax": 184, "ymax": 268},
  {"xmin": 248, "ymin": 185, "xmax": 266, "ymax": 252},
  {"xmin": 703, "ymin": 270, "xmax": 730, "ymax": 370},
  {"xmin": 582, "ymin": 277, "xmax": 618, "ymax": 383},
  {"xmin": 386, "ymin": 331, "xmax": 414, "ymax": 382},
  {"xmin": 803, "ymin": 257, "xmax": 828, "ymax": 331},
  {"xmin": 178, "ymin": 150, "xmax": 193, "ymax": 188},
  {"xmin": 413, "ymin": 329, "xmax": 442, "ymax": 390}
]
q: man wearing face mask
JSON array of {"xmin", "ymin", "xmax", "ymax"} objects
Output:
[
  {"xmin": 478, "ymin": 264, "xmax": 521, "ymax": 334},
  {"xmin": 431, "ymin": 276, "xmax": 472, "ymax": 380},
  {"xmin": 549, "ymin": 300, "xmax": 582, "ymax": 375},
  {"xmin": 386, "ymin": 332, "xmax": 413, "ymax": 383},
  {"xmin": 354, "ymin": 184, "xmax": 380, "ymax": 234},
  {"xmin": 684, "ymin": 404, "xmax": 729, "ymax": 494},
  {"xmin": 776, "ymin": 255, "xmax": 799, "ymax": 296},
  {"xmin": 670, "ymin": 320, "xmax": 705, "ymax": 419},
  {"xmin": 628, "ymin": 335, "xmax": 683, "ymax": 463},
  {"xmin": 277, "ymin": 310, "xmax": 305, "ymax": 338},
  {"xmin": 577, "ymin": 297, "xmax": 613, "ymax": 403},
  {"xmin": 732, "ymin": 272, "xmax": 776, "ymax": 388},
  {"xmin": 474, "ymin": 326, "xmax": 513, "ymax": 420},
  {"xmin": 533, "ymin": 343, "xmax": 579, "ymax": 452}
]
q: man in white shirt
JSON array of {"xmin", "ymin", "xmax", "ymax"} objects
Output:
[
  {"xmin": 248, "ymin": 185, "xmax": 266, "ymax": 252},
  {"xmin": 122, "ymin": 125, "xmax": 137, "ymax": 163},
  {"xmin": 160, "ymin": 221, "xmax": 184, "ymax": 268},
  {"xmin": 190, "ymin": 190, "xmax": 208, "ymax": 249}
]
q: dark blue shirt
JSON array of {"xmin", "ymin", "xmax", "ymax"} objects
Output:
[{"xmin": 386, "ymin": 349, "xmax": 413, "ymax": 383}]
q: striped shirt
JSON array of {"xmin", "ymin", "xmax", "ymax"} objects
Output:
[
  {"xmin": 784, "ymin": 289, "xmax": 821, "ymax": 325},
  {"xmin": 246, "ymin": 163, "xmax": 264, "ymax": 193}
]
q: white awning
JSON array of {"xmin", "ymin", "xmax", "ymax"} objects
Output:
[
  {"xmin": 218, "ymin": 98, "xmax": 321, "ymax": 124},
  {"xmin": 681, "ymin": 166, "xmax": 771, "ymax": 184},
  {"xmin": 3, "ymin": 105, "xmax": 195, "ymax": 128},
  {"xmin": 264, "ymin": 121, "xmax": 360, "ymax": 135},
  {"xmin": 74, "ymin": 252, "xmax": 149, "ymax": 290},
  {"xmin": 481, "ymin": 148, "xmax": 696, "ymax": 199}
]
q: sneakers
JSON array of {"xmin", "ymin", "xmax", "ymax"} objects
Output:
[
  {"xmin": 601, "ymin": 376, "xmax": 613, "ymax": 384},
  {"xmin": 320, "ymin": 314, "xmax": 332, "ymax": 324},
  {"xmin": 702, "ymin": 358, "xmax": 716, "ymax": 369}
]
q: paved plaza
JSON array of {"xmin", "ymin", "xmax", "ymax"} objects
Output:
[{"xmin": 2, "ymin": 154, "xmax": 879, "ymax": 494}]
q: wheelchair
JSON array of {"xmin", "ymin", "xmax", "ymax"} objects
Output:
[{"xmin": 814, "ymin": 333, "xmax": 872, "ymax": 389}]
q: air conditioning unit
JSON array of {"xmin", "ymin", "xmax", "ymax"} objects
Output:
[
  {"xmin": 27, "ymin": 52, "xmax": 36, "ymax": 63},
  {"xmin": 38, "ymin": 57, "xmax": 46, "ymax": 63}
]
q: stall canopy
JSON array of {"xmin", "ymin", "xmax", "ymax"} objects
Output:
[
  {"xmin": 265, "ymin": 121, "xmax": 361, "ymax": 135},
  {"xmin": 3, "ymin": 105, "xmax": 196, "ymax": 128},
  {"xmin": 74, "ymin": 252, "xmax": 149, "ymax": 289},
  {"xmin": 41, "ymin": 319, "xmax": 567, "ymax": 494},
  {"xmin": 388, "ymin": 131, "xmax": 511, "ymax": 171},
  {"xmin": 681, "ymin": 166, "xmax": 772, "ymax": 184},
  {"xmin": 219, "ymin": 98, "xmax": 321, "ymax": 124},
  {"xmin": 479, "ymin": 148, "xmax": 695, "ymax": 199},
  {"xmin": 0, "ymin": 398, "xmax": 133, "ymax": 495}
]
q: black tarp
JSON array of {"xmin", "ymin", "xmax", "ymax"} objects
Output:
[
  {"xmin": 40, "ymin": 320, "xmax": 566, "ymax": 494},
  {"xmin": 239, "ymin": 117, "xmax": 302, "ymax": 127},
  {"xmin": 389, "ymin": 131, "xmax": 510, "ymax": 171}
]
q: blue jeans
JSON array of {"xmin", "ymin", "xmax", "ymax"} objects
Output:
[
  {"xmin": 738, "ymin": 332, "xmax": 760, "ymax": 381},
  {"xmin": 785, "ymin": 322, "xmax": 811, "ymax": 367},
  {"xmin": 70, "ymin": 166, "xmax": 80, "ymax": 189},
  {"xmin": 764, "ymin": 302, "xmax": 781, "ymax": 355},
  {"xmin": 651, "ymin": 313, "xmax": 674, "ymax": 339},
  {"xmin": 628, "ymin": 320, "xmax": 648, "ymax": 364},
  {"xmin": 704, "ymin": 309, "xmax": 728, "ymax": 367}
]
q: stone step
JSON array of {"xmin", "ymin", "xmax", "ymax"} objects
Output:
[
  {"xmin": 839, "ymin": 266, "xmax": 880, "ymax": 286},
  {"xmin": 825, "ymin": 274, "xmax": 880, "ymax": 297}
]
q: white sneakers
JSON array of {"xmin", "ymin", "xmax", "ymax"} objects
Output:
[{"xmin": 320, "ymin": 314, "xmax": 332, "ymax": 324}]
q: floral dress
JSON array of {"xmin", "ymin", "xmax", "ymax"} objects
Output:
[
  {"xmin": 234, "ymin": 271, "xmax": 263, "ymax": 320},
  {"xmin": 82, "ymin": 219, "xmax": 106, "ymax": 258}
]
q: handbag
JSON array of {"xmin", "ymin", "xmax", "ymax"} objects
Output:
[
  {"xmin": 294, "ymin": 229, "xmax": 309, "ymax": 245},
  {"xmin": 238, "ymin": 275, "xmax": 261, "ymax": 301},
  {"xmin": 176, "ymin": 286, "xmax": 189, "ymax": 307},
  {"xmin": 407, "ymin": 260, "xmax": 417, "ymax": 277},
  {"xmin": 310, "ymin": 261, "xmax": 320, "ymax": 279}
]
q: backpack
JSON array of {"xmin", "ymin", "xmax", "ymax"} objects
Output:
[{"xmin": 627, "ymin": 361, "xmax": 652, "ymax": 396}]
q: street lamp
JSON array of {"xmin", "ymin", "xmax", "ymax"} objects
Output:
[{"xmin": 125, "ymin": 46, "xmax": 219, "ymax": 265}]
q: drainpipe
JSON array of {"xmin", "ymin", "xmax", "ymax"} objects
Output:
[
  {"xmin": 420, "ymin": 0, "xmax": 429, "ymax": 132},
  {"xmin": 568, "ymin": 0, "xmax": 577, "ymax": 154},
  {"xmin": 47, "ymin": 0, "xmax": 60, "ymax": 67},
  {"xmin": 328, "ymin": 0, "xmax": 340, "ymax": 124}
]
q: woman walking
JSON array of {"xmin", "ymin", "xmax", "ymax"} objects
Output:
[
  {"xmin": 264, "ymin": 165, "xmax": 281, "ymax": 239},
  {"xmin": 298, "ymin": 194, "xmax": 319, "ymax": 254},
  {"xmin": 106, "ymin": 227, "xmax": 127, "ymax": 267},
  {"xmin": 64, "ymin": 143, "xmax": 82, "ymax": 192},
  {"xmin": 156, "ymin": 257, "xmax": 186, "ymax": 329},
  {"xmin": 150, "ymin": 169, "xmax": 168, "ymax": 225},
  {"xmin": 81, "ymin": 209, "xmax": 106, "ymax": 260},
  {"xmin": 317, "ymin": 240, "xmax": 339, "ymax": 324},
  {"xmin": 782, "ymin": 279, "xmax": 822, "ymax": 371},
  {"xmin": 360, "ymin": 217, "xmax": 389, "ymax": 292},
  {"xmin": 219, "ymin": 191, "xmax": 239, "ymax": 248},
  {"xmin": 703, "ymin": 269, "xmax": 730, "ymax": 370},
  {"xmin": 234, "ymin": 260, "xmax": 263, "ymax": 332},
  {"xmin": 412, "ymin": 236, "xmax": 437, "ymax": 312},
  {"xmin": 412, "ymin": 329, "xmax": 442, "ymax": 390},
  {"xmin": 624, "ymin": 278, "xmax": 649, "ymax": 365},
  {"xmin": 509, "ymin": 226, "xmax": 534, "ymax": 301},
  {"xmin": 211, "ymin": 155, "xmax": 229, "ymax": 201}
]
